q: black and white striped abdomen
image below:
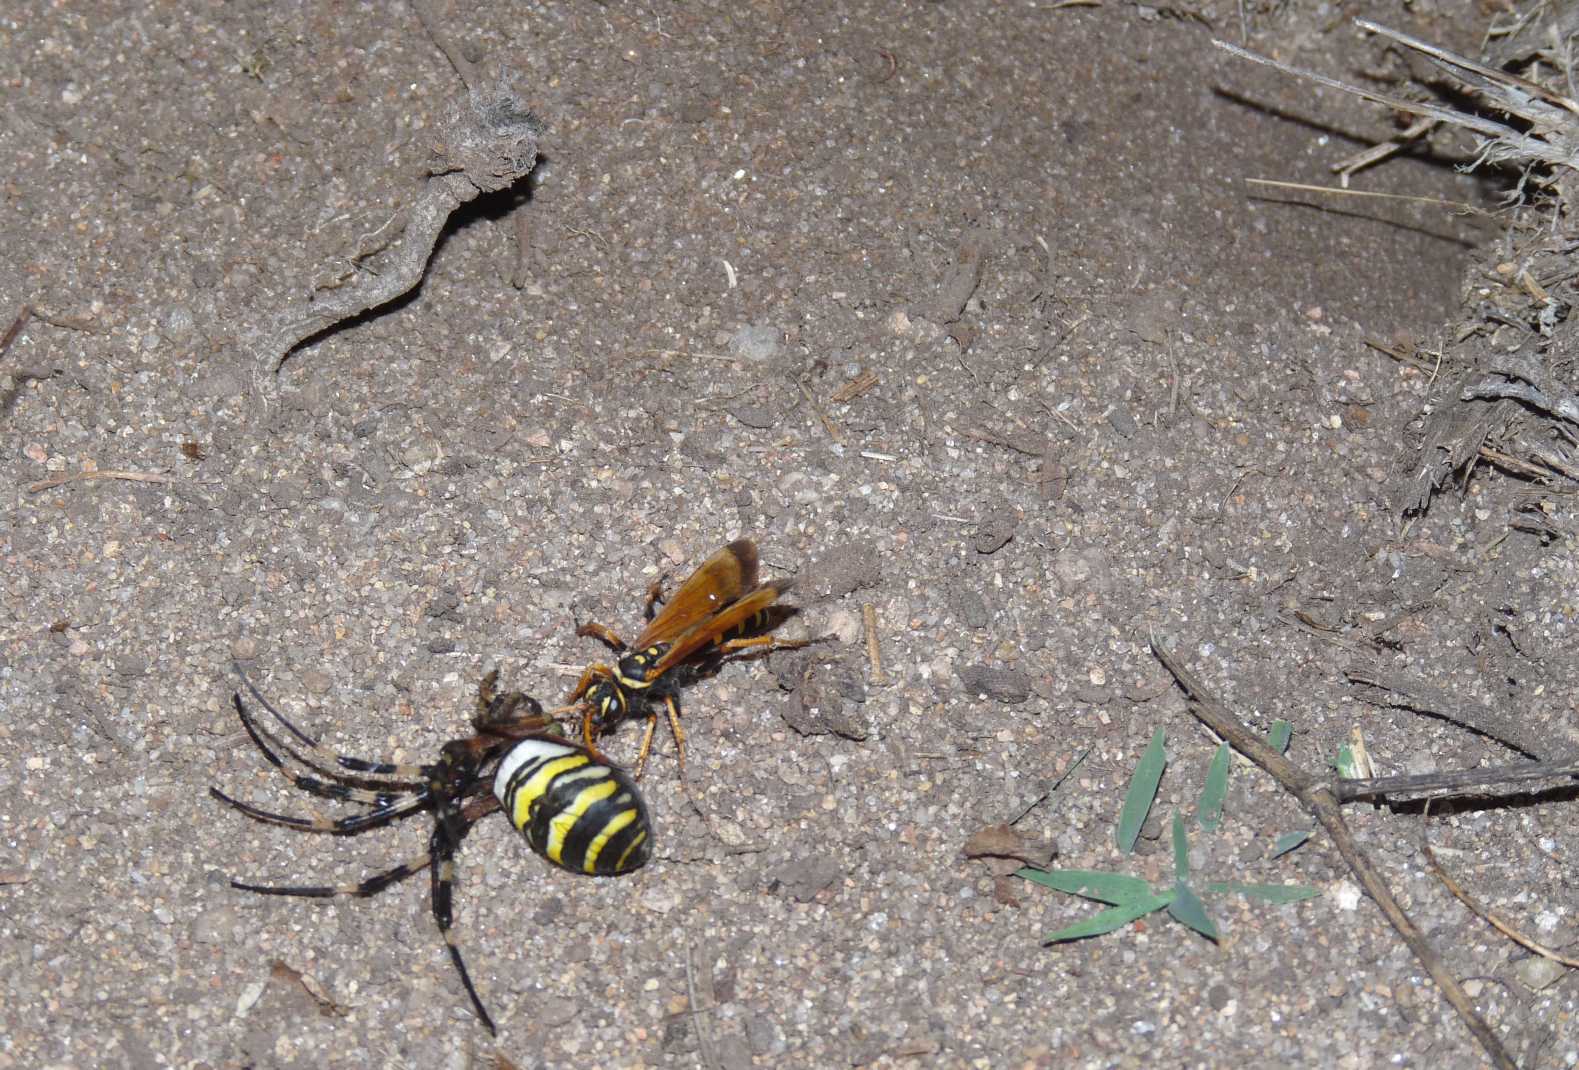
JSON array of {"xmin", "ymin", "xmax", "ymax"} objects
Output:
[{"xmin": 492, "ymin": 739, "xmax": 651, "ymax": 876}]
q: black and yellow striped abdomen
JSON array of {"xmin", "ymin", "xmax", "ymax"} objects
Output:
[{"xmin": 491, "ymin": 739, "xmax": 651, "ymax": 875}]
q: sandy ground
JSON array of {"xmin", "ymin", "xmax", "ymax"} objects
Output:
[{"xmin": 4, "ymin": 2, "xmax": 1577, "ymax": 1068}]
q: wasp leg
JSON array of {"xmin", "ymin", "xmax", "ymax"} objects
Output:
[
  {"xmin": 640, "ymin": 572, "xmax": 669, "ymax": 622},
  {"xmin": 564, "ymin": 663, "xmax": 614, "ymax": 705},
  {"xmin": 663, "ymin": 695, "xmax": 688, "ymax": 787},
  {"xmin": 715, "ymin": 633, "xmax": 829, "ymax": 658},
  {"xmin": 575, "ymin": 622, "xmax": 629, "ymax": 652},
  {"xmin": 631, "ymin": 709, "xmax": 659, "ymax": 780},
  {"xmin": 581, "ymin": 706, "xmax": 614, "ymax": 764}
]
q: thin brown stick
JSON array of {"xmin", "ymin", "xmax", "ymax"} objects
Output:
[
  {"xmin": 798, "ymin": 381, "xmax": 844, "ymax": 443},
  {"xmin": 685, "ymin": 941, "xmax": 722, "ymax": 1070},
  {"xmin": 1330, "ymin": 116, "xmax": 1439, "ymax": 179},
  {"xmin": 0, "ymin": 305, "xmax": 30, "ymax": 354},
  {"xmin": 862, "ymin": 603, "xmax": 885, "ymax": 685},
  {"xmin": 962, "ymin": 426, "xmax": 1044, "ymax": 457},
  {"xmin": 1244, "ymin": 177, "xmax": 1492, "ymax": 219},
  {"xmin": 1421, "ymin": 799, "xmax": 1579, "ymax": 968},
  {"xmin": 1151, "ymin": 637, "xmax": 1515, "ymax": 1070},
  {"xmin": 26, "ymin": 470, "xmax": 175, "ymax": 494},
  {"xmin": 830, "ymin": 371, "xmax": 879, "ymax": 404}
]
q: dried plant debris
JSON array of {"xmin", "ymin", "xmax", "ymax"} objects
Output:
[
  {"xmin": 246, "ymin": 75, "xmax": 542, "ymax": 379},
  {"xmin": 963, "ymin": 823, "xmax": 1057, "ymax": 873},
  {"xmin": 783, "ymin": 654, "xmax": 869, "ymax": 740},
  {"xmin": 1219, "ymin": 15, "xmax": 1579, "ymax": 516}
]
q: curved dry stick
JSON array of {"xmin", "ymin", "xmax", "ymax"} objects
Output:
[
  {"xmin": 1150, "ymin": 637, "xmax": 1515, "ymax": 1070},
  {"xmin": 1421, "ymin": 799, "xmax": 1579, "ymax": 969},
  {"xmin": 247, "ymin": 76, "xmax": 541, "ymax": 380}
]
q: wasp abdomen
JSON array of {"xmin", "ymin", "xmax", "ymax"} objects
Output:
[{"xmin": 492, "ymin": 740, "xmax": 652, "ymax": 876}]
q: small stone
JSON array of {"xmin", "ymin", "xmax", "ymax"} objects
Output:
[
  {"xmin": 765, "ymin": 855, "xmax": 840, "ymax": 902},
  {"xmin": 115, "ymin": 654, "xmax": 151, "ymax": 677},
  {"xmin": 1108, "ymin": 408, "xmax": 1138, "ymax": 439},
  {"xmin": 1514, "ymin": 955, "xmax": 1566, "ymax": 991},
  {"xmin": 806, "ymin": 541, "xmax": 881, "ymax": 599},
  {"xmin": 824, "ymin": 608, "xmax": 863, "ymax": 645},
  {"xmin": 957, "ymin": 666, "xmax": 1031, "ymax": 704},
  {"xmin": 727, "ymin": 324, "xmax": 784, "ymax": 362}
]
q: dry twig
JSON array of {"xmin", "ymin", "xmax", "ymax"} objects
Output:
[
  {"xmin": 26, "ymin": 470, "xmax": 175, "ymax": 494},
  {"xmin": 1420, "ymin": 799, "xmax": 1579, "ymax": 968},
  {"xmin": 862, "ymin": 603, "xmax": 885, "ymax": 685},
  {"xmin": 1151, "ymin": 637, "xmax": 1515, "ymax": 1070},
  {"xmin": 246, "ymin": 63, "xmax": 540, "ymax": 379}
]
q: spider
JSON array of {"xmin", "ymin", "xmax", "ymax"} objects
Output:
[{"xmin": 211, "ymin": 664, "xmax": 653, "ymax": 1034}]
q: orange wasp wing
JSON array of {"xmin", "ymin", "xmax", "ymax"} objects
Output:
[
  {"xmin": 632, "ymin": 538, "xmax": 759, "ymax": 649},
  {"xmin": 643, "ymin": 581, "xmax": 790, "ymax": 679}
]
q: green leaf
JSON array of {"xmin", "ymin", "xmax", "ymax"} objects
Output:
[
  {"xmin": 1334, "ymin": 744, "xmax": 1358, "ymax": 778},
  {"xmin": 1267, "ymin": 720, "xmax": 1292, "ymax": 754},
  {"xmin": 1196, "ymin": 742, "xmax": 1230, "ymax": 832},
  {"xmin": 1269, "ymin": 830, "xmax": 1310, "ymax": 858},
  {"xmin": 1042, "ymin": 891, "xmax": 1174, "ymax": 943},
  {"xmin": 1116, "ymin": 728, "xmax": 1166, "ymax": 853},
  {"xmin": 1204, "ymin": 880, "xmax": 1321, "ymax": 905},
  {"xmin": 1172, "ymin": 812, "xmax": 1190, "ymax": 882},
  {"xmin": 1016, "ymin": 868, "xmax": 1155, "ymax": 905},
  {"xmin": 1167, "ymin": 881, "xmax": 1220, "ymax": 940}
]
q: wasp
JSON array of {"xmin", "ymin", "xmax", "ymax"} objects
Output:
[
  {"xmin": 212, "ymin": 665, "xmax": 651, "ymax": 1035},
  {"xmin": 559, "ymin": 538, "xmax": 822, "ymax": 782}
]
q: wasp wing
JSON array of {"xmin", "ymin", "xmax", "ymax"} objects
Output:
[
  {"xmin": 632, "ymin": 539, "xmax": 759, "ymax": 649},
  {"xmin": 643, "ymin": 581, "xmax": 790, "ymax": 678}
]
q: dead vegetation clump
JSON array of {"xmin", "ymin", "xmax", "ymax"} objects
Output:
[{"xmin": 1221, "ymin": 8, "xmax": 1579, "ymax": 519}]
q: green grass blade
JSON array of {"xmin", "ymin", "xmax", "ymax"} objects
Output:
[
  {"xmin": 1116, "ymin": 728, "xmax": 1166, "ymax": 853},
  {"xmin": 1042, "ymin": 891, "xmax": 1174, "ymax": 943},
  {"xmin": 1203, "ymin": 880, "xmax": 1321, "ymax": 905},
  {"xmin": 1267, "ymin": 720, "xmax": 1292, "ymax": 754},
  {"xmin": 1016, "ymin": 867, "xmax": 1155, "ymax": 905},
  {"xmin": 1172, "ymin": 811, "xmax": 1190, "ymax": 882},
  {"xmin": 1269, "ymin": 830, "xmax": 1310, "ymax": 858},
  {"xmin": 1334, "ymin": 744, "xmax": 1358, "ymax": 778},
  {"xmin": 1196, "ymin": 742, "xmax": 1230, "ymax": 832},
  {"xmin": 1166, "ymin": 881, "xmax": 1220, "ymax": 940}
]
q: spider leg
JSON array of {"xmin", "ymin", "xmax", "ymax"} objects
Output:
[
  {"xmin": 228, "ymin": 694, "xmax": 429, "ymax": 805},
  {"xmin": 428, "ymin": 811, "xmax": 495, "ymax": 1034},
  {"xmin": 233, "ymin": 662, "xmax": 429, "ymax": 781},
  {"xmin": 229, "ymin": 849, "xmax": 433, "ymax": 900},
  {"xmin": 210, "ymin": 785, "xmax": 434, "ymax": 835}
]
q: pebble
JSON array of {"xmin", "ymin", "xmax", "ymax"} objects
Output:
[{"xmin": 727, "ymin": 324, "xmax": 784, "ymax": 362}]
